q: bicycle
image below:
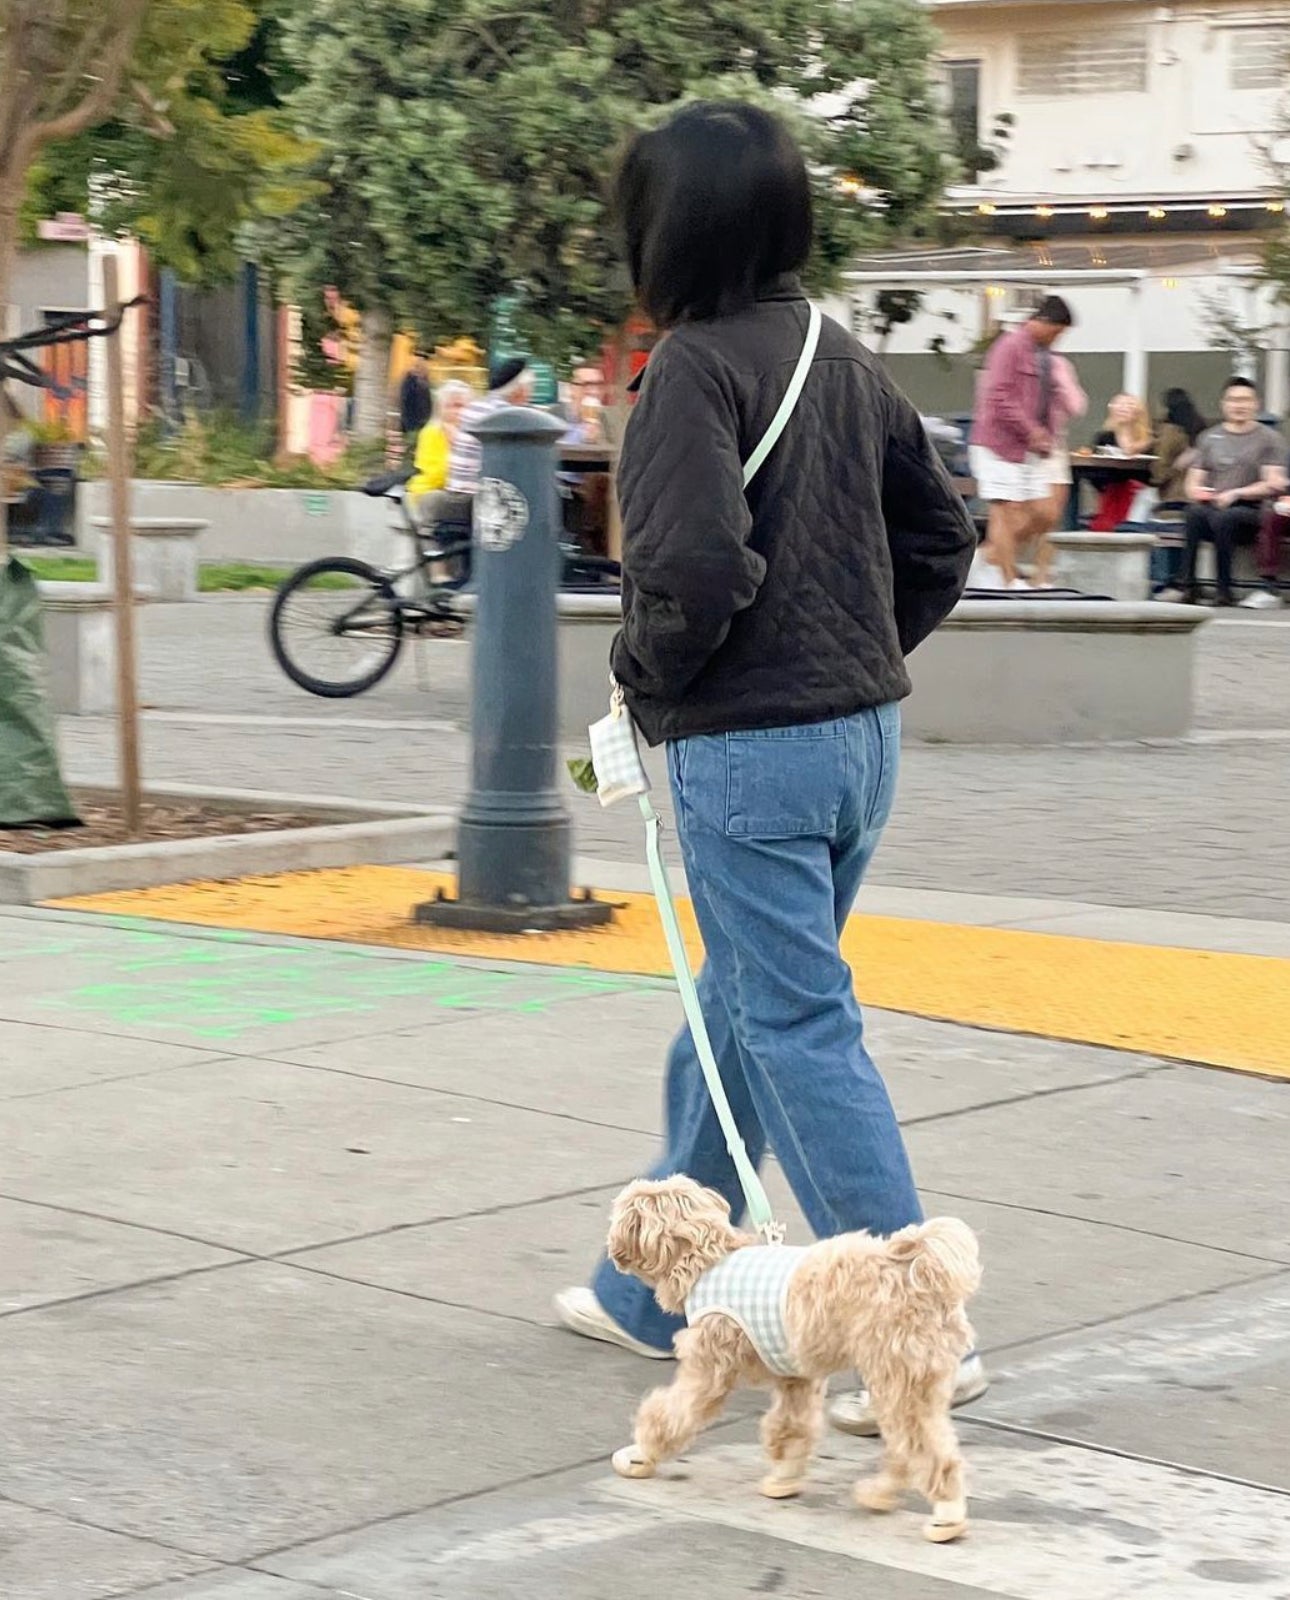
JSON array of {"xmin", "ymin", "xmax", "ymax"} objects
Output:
[{"xmin": 268, "ymin": 470, "xmax": 620, "ymax": 698}]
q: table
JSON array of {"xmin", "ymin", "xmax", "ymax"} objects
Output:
[{"xmin": 1067, "ymin": 453, "xmax": 1157, "ymax": 530}]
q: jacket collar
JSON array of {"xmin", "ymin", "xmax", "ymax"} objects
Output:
[
  {"xmin": 626, "ymin": 276, "xmax": 806, "ymax": 392},
  {"xmin": 755, "ymin": 273, "xmax": 806, "ymax": 303}
]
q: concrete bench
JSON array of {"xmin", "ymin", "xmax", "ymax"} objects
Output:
[
  {"xmin": 1048, "ymin": 530, "xmax": 1157, "ymax": 602},
  {"xmin": 91, "ymin": 516, "xmax": 207, "ymax": 602},
  {"xmin": 38, "ymin": 581, "xmax": 151, "ymax": 715},
  {"xmin": 906, "ymin": 599, "xmax": 1207, "ymax": 742},
  {"xmin": 552, "ymin": 594, "xmax": 1209, "ymax": 746}
]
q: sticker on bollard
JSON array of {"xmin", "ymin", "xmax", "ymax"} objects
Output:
[
  {"xmin": 475, "ymin": 477, "xmax": 529, "ymax": 552},
  {"xmin": 416, "ymin": 404, "xmax": 613, "ymax": 933}
]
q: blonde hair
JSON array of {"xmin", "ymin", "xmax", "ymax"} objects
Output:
[{"xmin": 1103, "ymin": 394, "xmax": 1153, "ymax": 455}]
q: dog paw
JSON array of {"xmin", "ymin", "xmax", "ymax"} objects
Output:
[
  {"xmin": 924, "ymin": 1499, "xmax": 968, "ymax": 1543},
  {"xmin": 854, "ymin": 1476, "xmax": 901, "ymax": 1514},
  {"xmin": 760, "ymin": 1473, "xmax": 804, "ymax": 1500},
  {"xmin": 612, "ymin": 1445, "xmax": 656, "ymax": 1480}
]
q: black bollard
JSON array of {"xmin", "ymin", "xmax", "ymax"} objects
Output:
[{"xmin": 416, "ymin": 406, "xmax": 613, "ymax": 933}]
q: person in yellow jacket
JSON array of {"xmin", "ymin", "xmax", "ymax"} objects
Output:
[{"xmin": 408, "ymin": 380, "xmax": 473, "ymax": 527}]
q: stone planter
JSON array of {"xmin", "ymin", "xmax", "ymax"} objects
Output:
[
  {"xmin": 37, "ymin": 581, "xmax": 147, "ymax": 715},
  {"xmin": 91, "ymin": 516, "xmax": 207, "ymax": 602},
  {"xmin": 1048, "ymin": 531, "xmax": 1157, "ymax": 602},
  {"xmin": 78, "ymin": 481, "xmax": 399, "ymax": 570},
  {"xmin": 549, "ymin": 594, "xmax": 1210, "ymax": 746},
  {"xmin": 906, "ymin": 599, "xmax": 1208, "ymax": 743}
]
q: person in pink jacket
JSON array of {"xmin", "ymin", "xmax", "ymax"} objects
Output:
[
  {"xmin": 969, "ymin": 297, "xmax": 1075, "ymax": 588},
  {"xmin": 1033, "ymin": 352, "xmax": 1089, "ymax": 586}
]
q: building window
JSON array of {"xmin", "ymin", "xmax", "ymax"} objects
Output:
[
  {"xmin": 1229, "ymin": 27, "xmax": 1290, "ymax": 92},
  {"xmin": 945, "ymin": 59, "xmax": 984, "ymax": 181},
  {"xmin": 1017, "ymin": 30, "xmax": 1149, "ymax": 97}
]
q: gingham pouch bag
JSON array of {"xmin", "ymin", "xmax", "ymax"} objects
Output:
[
  {"xmin": 589, "ymin": 301, "xmax": 821, "ymax": 811},
  {"xmin": 588, "ymin": 680, "xmax": 649, "ymax": 808}
]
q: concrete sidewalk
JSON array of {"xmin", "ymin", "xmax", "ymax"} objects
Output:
[{"xmin": 2, "ymin": 904, "xmax": 1288, "ymax": 1599}]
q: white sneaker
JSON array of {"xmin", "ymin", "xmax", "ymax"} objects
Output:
[
  {"xmin": 1009, "ymin": 577, "xmax": 1032, "ymax": 592},
  {"xmin": 968, "ymin": 557, "xmax": 1006, "ymax": 590},
  {"xmin": 829, "ymin": 1353, "xmax": 989, "ymax": 1437},
  {"xmin": 1240, "ymin": 588, "xmax": 1283, "ymax": 610},
  {"xmin": 553, "ymin": 1287, "xmax": 675, "ymax": 1360}
]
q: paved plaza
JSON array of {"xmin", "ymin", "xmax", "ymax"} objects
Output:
[{"xmin": 2, "ymin": 594, "xmax": 1288, "ymax": 1598}]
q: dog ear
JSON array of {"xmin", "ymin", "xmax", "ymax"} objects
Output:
[{"xmin": 607, "ymin": 1184, "xmax": 673, "ymax": 1282}]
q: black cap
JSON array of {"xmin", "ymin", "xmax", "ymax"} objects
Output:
[
  {"xmin": 488, "ymin": 355, "xmax": 530, "ymax": 392},
  {"xmin": 1033, "ymin": 295, "xmax": 1074, "ymax": 328}
]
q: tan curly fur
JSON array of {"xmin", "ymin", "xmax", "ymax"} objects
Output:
[{"xmin": 606, "ymin": 1175, "xmax": 982, "ymax": 1541}]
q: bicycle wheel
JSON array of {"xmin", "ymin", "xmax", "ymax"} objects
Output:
[{"xmin": 269, "ymin": 557, "xmax": 404, "ymax": 698}]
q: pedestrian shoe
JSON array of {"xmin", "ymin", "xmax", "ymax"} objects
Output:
[
  {"xmin": 554, "ymin": 1287, "xmax": 675, "ymax": 1360},
  {"xmin": 829, "ymin": 1352, "xmax": 989, "ymax": 1437},
  {"xmin": 1156, "ymin": 586, "xmax": 1198, "ymax": 605},
  {"xmin": 1240, "ymin": 588, "xmax": 1283, "ymax": 610}
]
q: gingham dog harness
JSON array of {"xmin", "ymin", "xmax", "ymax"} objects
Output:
[{"xmin": 685, "ymin": 1245, "xmax": 810, "ymax": 1376}]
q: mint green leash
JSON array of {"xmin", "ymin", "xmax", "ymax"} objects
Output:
[{"xmin": 639, "ymin": 794, "xmax": 784, "ymax": 1243}]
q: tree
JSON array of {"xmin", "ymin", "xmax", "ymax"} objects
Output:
[
  {"xmin": 265, "ymin": 0, "xmax": 951, "ymax": 435},
  {"xmin": 15, "ymin": 3, "xmax": 314, "ymax": 290},
  {"xmin": 1, "ymin": 0, "xmax": 150, "ymax": 324}
]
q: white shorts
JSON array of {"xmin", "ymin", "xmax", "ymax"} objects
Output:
[
  {"xmin": 970, "ymin": 445, "xmax": 1050, "ymax": 503},
  {"xmin": 1046, "ymin": 450, "xmax": 1072, "ymax": 487}
]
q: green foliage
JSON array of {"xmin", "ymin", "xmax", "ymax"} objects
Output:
[
  {"xmin": 99, "ymin": 413, "xmax": 386, "ymax": 488},
  {"xmin": 21, "ymin": 555, "xmax": 357, "ymax": 590},
  {"xmin": 19, "ymin": 1, "xmax": 316, "ymax": 287},
  {"xmin": 265, "ymin": 0, "xmax": 951, "ymax": 362}
]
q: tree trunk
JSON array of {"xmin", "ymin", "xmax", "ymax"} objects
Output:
[
  {"xmin": 351, "ymin": 306, "xmax": 393, "ymax": 442},
  {"xmin": 0, "ymin": 179, "xmax": 20, "ymax": 556}
]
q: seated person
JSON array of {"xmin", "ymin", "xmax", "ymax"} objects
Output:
[
  {"xmin": 1088, "ymin": 394, "xmax": 1154, "ymax": 531},
  {"xmin": 407, "ymin": 380, "xmax": 472, "ymax": 531},
  {"xmin": 1164, "ymin": 377, "xmax": 1286, "ymax": 606},
  {"xmin": 1246, "ymin": 493, "xmax": 1290, "ymax": 610},
  {"xmin": 446, "ymin": 357, "xmax": 535, "ymax": 502},
  {"xmin": 1152, "ymin": 387, "xmax": 1206, "ymax": 510},
  {"xmin": 560, "ymin": 392, "xmax": 611, "ymax": 556}
]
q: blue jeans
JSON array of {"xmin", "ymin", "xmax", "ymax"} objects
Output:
[{"xmin": 592, "ymin": 704, "xmax": 923, "ymax": 1351}]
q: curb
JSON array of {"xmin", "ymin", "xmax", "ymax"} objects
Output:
[{"xmin": 0, "ymin": 785, "xmax": 456, "ymax": 905}]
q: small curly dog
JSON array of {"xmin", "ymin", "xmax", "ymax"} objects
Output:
[{"xmin": 605, "ymin": 1175, "xmax": 982, "ymax": 1542}]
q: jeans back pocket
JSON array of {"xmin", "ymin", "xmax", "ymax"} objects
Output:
[{"xmin": 725, "ymin": 721, "xmax": 846, "ymax": 839}]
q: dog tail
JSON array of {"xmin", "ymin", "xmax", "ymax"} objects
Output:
[{"xmin": 906, "ymin": 1218, "xmax": 981, "ymax": 1303}]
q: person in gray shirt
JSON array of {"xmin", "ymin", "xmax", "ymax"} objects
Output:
[{"xmin": 1167, "ymin": 377, "xmax": 1286, "ymax": 605}]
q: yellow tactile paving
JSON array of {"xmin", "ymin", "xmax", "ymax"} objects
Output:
[{"xmin": 52, "ymin": 867, "xmax": 1290, "ymax": 1080}]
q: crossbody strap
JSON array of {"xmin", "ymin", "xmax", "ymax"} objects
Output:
[{"xmin": 741, "ymin": 300, "xmax": 822, "ymax": 489}]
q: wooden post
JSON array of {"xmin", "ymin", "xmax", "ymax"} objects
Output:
[{"xmin": 102, "ymin": 254, "xmax": 143, "ymax": 835}]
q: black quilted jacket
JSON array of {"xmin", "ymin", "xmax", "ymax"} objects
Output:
[{"xmin": 611, "ymin": 278, "xmax": 976, "ymax": 746}]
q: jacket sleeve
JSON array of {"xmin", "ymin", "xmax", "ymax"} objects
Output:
[
  {"xmin": 611, "ymin": 337, "xmax": 765, "ymax": 701},
  {"xmin": 411, "ymin": 423, "xmax": 448, "ymax": 494},
  {"xmin": 881, "ymin": 386, "xmax": 977, "ymax": 656},
  {"xmin": 982, "ymin": 332, "xmax": 1032, "ymax": 441}
]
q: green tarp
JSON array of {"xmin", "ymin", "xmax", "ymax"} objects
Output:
[{"xmin": 0, "ymin": 556, "xmax": 79, "ymax": 827}]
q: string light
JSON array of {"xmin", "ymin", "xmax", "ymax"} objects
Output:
[
  {"xmin": 1089, "ymin": 206, "xmax": 1109, "ymax": 221},
  {"xmin": 984, "ymin": 285, "xmax": 1006, "ymax": 298},
  {"xmin": 1035, "ymin": 205, "xmax": 1054, "ymax": 219},
  {"xmin": 836, "ymin": 174, "xmax": 863, "ymax": 197},
  {"xmin": 1208, "ymin": 204, "xmax": 1228, "ymax": 219},
  {"xmin": 1268, "ymin": 200, "xmax": 1286, "ymax": 214},
  {"xmin": 1148, "ymin": 207, "xmax": 1167, "ymax": 220}
]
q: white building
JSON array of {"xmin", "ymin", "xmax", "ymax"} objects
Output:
[{"xmin": 845, "ymin": 0, "xmax": 1290, "ymax": 432}]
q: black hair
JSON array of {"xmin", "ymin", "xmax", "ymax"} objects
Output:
[
  {"xmin": 1223, "ymin": 375, "xmax": 1259, "ymax": 395},
  {"xmin": 1162, "ymin": 386, "xmax": 1206, "ymax": 443},
  {"xmin": 614, "ymin": 102, "xmax": 813, "ymax": 328},
  {"xmin": 1032, "ymin": 295, "xmax": 1074, "ymax": 328}
]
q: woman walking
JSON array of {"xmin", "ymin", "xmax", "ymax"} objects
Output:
[{"xmin": 556, "ymin": 103, "xmax": 983, "ymax": 1432}]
